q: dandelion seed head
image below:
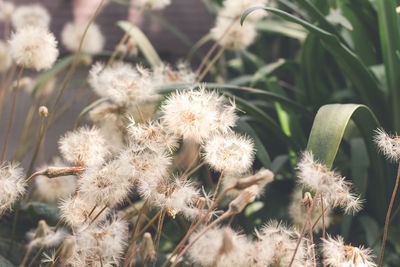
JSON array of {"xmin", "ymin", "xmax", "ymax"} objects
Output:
[
  {"xmin": 289, "ymin": 188, "xmax": 333, "ymax": 233},
  {"xmin": 161, "ymin": 87, "xmax": 237, "ymax": 142},
  {"xmin": 68, "ymin": 217, "xmax": 128, "ymax": 266},
  {"xmin": 27, "ymin": 220, "xmax": 68, "ymax": 248},
  {"xmin": 61, "ymin": 21, "xmax": 105, "ymax": 54},
  {"xmin": 153, "ymin": 62, "xmax": 196, "ymax": 86},
  {"xmin": 257, "ymin": 220, "xmax": 312, "ymax": 266},
  {"xmin": 0, "ymin": 162, "xmax": 26, "ymax": 214},
  {"xmin": 211, "ymin": 17, "xmax": 257, "ymax": 50},
  {"xmin": 78, "ymin": 161, "xmax": 132, "ymax": 207},
  {"xmin": 322, "ymin": 235, "xmax": 376, "ymax": 267},
  {"xmin": 59, "ymin": 126, "xmax": 110, "ymax": 167},
  {"xmin": 127, "ymin": 119, "xmax": 179, "ymax": 154},
  {"xmin": 203, "ymin": 133, "xmax": 255, "ymax": 174},
  {"xmin": 296, "ymin": 151, "xmax": 363, "ymax": 214},
  {"xmin": 0, "ymin": 40, "xmax": 11, "ymax": 73},
  {"xmin": 219, "ymin": 0, "xmax": 268, "ymax": 21},
  {"xmin": 373, "ymin": 128, "xmax": 400, "ymax": 162},
  {"xmin": 11, "ymin": 4, "xmax": 50, "ymax": 30},
  {"xmin": 188, "ymin": 226, "xmax": 251, "ymax": 266},
  {"xmin": 89, "ymin": 62, "xmax": 156, "ymax": 106},
  {"xmin": 9, "ymin": 27, "xmax": 58, "ymax": 71}
]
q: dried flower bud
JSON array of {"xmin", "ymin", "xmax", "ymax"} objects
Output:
[
  {"xmin": 34, "ymin": 220, "xmax": 49, "ymax": 239},
  {"xmin": 43, "ymin": 166, "xmax": 85, "ymax": 178},
  {"xmin": 235, "ymin": 168, "xmax": 274, "ymax": 190},
  {"xmin": 38, "ymin": 106, "xmax": 48, "ymax": 117},
  {"xmin": 228, "ymin": 185, "xmax": 257, "ymax": 214},
  {"xmin": 302, "ymin": 192, "xmax": 313, "ymax": 209},
  {"xmin": 139, "ymin": 232, "xmax": 156, "ymax": 262},
  {"xmin": 59, "ymin": 237, "xmax": 75, "ymax": 266}
]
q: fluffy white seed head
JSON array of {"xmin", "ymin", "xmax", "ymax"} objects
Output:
[
  {"xmin": 161, "ymin": 88, "xmax": 238, "ymax": 142},
  {"xmin": 296, "ymin": 151, "xmax": 362, "ymax": 214},
  {"xmin": 188, "ymin": 226, "xmax": 252, "ymax": 266},
  {"xmin": 289, "ymin": 188, "xmax": 332, "ymax": 233},
  {"xmin": 58, "ymin": 126, "xmax": 110, "ymax": 167},
  {"xmin": 9, "ymin": 27, "xmax": 58, "ymax": 71},
  {"xmin": 78, "ymin": 161, "xmax": 132, "ymax": 207},
  {"xmin": 59, "ymin": 196, "xmax": 110, "ymax": 228},
  {"xmin": 0, "ymin": 40, "xmax": 12, "ymax": 73},
  {"xmin": 153, "ymin": 62, "xmax": 196, "ymax": 86},
  {"xmin": 89, "ymin": 62, "xmax": 156, "ymax": 106},
  {"xmin": 11, "ymin": 4, "xmax": 50, "ymax": 31},
  {"xmin": 127, "ymin": 119, "xmax": 179, "ymax": 154},
  {"xmin": 150, "ymin": 176, "xmax": 203, "ymax": 220},
  {"xmin": 61, "ymin": 21, "xmax": 105, "ymax": 54},
  {"xmin": 35, "ymin": 175, "xmax": 76, "ymax": 204},
  {"xmin": 373, "ymin": 128, "xmax": 400, "ymax": 162},
  {"xmin": 219, "ymin": 0, "xmax": 268, "ymax": 21},
  {"xmin": 0, "ymin": 162, "xmax": 26, "ymax": 214},
  {"xmin": 119, "ymin": 145, "xmax": 172, "ymax": 186},
  {"xmin": 211, "ymin": 17, "xmax": 257, "ymax": 50},
  {"xmin": 257, "ymin": 220, "xmax": 312, "ymax": 266},
  {"xmin": 322, "ymin": 235, "xmax": 376, "ymax": 267},
  {"xmin": 67, "ymin": 217, "xmax": 128, "ymax": 266},
  {"xmin": 136, "ymin": 0, "xmax": 171, "ymax": 10},
  {"xmin": 203, "ymin": 133, "xmax": 255, "ymax": 174},
  {"xmin": 26, "ymin": 220, "xmax": 68, "ymax": 248},
  {"xmin": 0, "ymin": 1, "xmax": 14, "ymax": 21}
]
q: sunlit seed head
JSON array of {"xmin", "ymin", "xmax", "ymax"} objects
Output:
[
  {"xmin": 0, "ymin": 1, "xmax": 14, "ymax": 21},
  {"xmin": 0, "ymin": 162, "xmax": 26, "ymax": 214},
  {"xmin": 11, "ymin": 4, "xmax": 50, "ymax": 30},
  {"xmin": 373, "ymin": 128, "xmax": 400, "ymax": 162},
  {"xmin": 203, "ymin": 133, "xmax": 255, "ymax": 174},
  {"xmin": 219, "ymin": 0, "xmax": 268, "ymax": 21},
  {"xmin": 58, "ymin": 126, "xmax": 110, "ymax": 167},
  {"xmin": 9, "ymin": 27, "xmax": 59, "ymax": 71},
  {"xmin": 322, "ymin": 235, "xmax": 376, "ymax": 267}
]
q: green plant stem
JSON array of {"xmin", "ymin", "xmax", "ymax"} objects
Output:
[{"xmin": 378, "ymin": 161, "xmax": 400, "ymax": 267}]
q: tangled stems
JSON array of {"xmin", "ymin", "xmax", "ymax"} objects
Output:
[{"xmin": 378, "ymin": 161, "xmax": 400, "ymax": 267}]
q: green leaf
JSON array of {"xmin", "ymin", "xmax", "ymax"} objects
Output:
[
  {"xmin": 117, "ymin": 20, "xmax": 162, "ymax": 68},
  {"xmin": 306, "ymin": 104, "xmax": 390, "ymax": 221},
  {"xmin": 0, "ymin": 257, "xmax": 14, "ymax": 267},
  {"xmin": 251, "ymin": 59, "xmax": 286, "ymax": 86},
  {"xmin": 20, "ymin": 202, "xmax": 60, "ymax": 225},
  {"xmin": 376, "ymin": 0, "xmax": 400, "ymax": 131},
  {"xmin": 350, "ymin": 138, "xmax": 369, "ymax": 197},
  {"xmin": 255, "ymin": 20, "xmax": 307, "ymax": 40},
  {"xmin": 359, "ymin": 215, "xmax": 380, "ymax": 246},
  {"xmin": 236, "ymin": 119, "xmax": 271, "ymax": 168},
  {"xmin": 242, "ymin": 7, "xmax": 385, "ymax": 117}
]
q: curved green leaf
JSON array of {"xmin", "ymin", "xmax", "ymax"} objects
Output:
[
  {"xmin": 255, "ymin": 20, "xmax": 307, "ymax": 40},
  {"xmin": 74, "ymin": 97, "xmax": 109, "ymax": 128},
  {"xmin": 241, "ymin": 7, "xmax": 385, "ymax": 117},
  {"xmin": 306, "ymin": 104, "xmax": 390, "ymax": 221},
  {"xmin": 117, "ymin": 20, "xmax": 162, "ymax": 68}
]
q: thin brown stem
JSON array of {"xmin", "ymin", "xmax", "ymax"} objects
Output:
[
  {"xmin": 378, "ymin": 161, "xmax": 400, "ymax": 267},
  {"xmin": 288, "ymin": 192, "xmax": 319, "ymax": 267},
  {"xmin": 309, "ymin": 222, "xmax": 317, "ymax": 267},
  {"xmin": 197, "ymin": 45, "xmax": 226, "ymax": 83},
  {"xmin": 152, "ymin": 209, "xmax": 166, "ymax": 267},
  {"xmin": 1, "ymin": 66, "xmax": 24, "ymax": 163},
  {"xmin": 89, "ymin": 205, "xmax": 108, "ymax": 225},
  {"xmin": 171, "ymin": 211, "xmax": 233, "ymax": 267},
  {"xmin": 27, "ymin": 245, "xmax": 45, "ymax": 267}
]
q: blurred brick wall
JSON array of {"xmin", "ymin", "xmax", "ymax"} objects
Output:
[{"xmin": 4, "ymin": 0, "xmax": 214, "ymax": 60}]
